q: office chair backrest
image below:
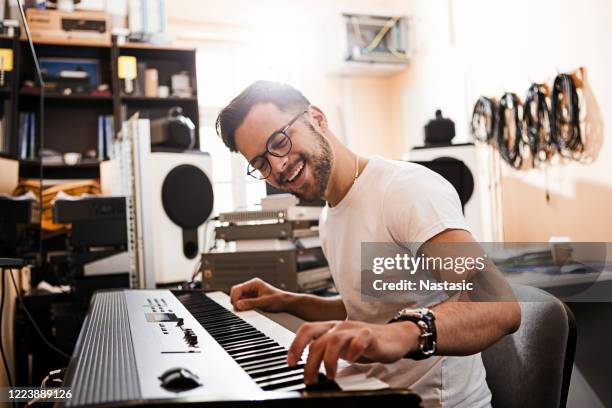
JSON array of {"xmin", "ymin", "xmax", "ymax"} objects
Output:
[{"xmin": 481, "ymin": 284, "xmax": 576, "ymax": 408}]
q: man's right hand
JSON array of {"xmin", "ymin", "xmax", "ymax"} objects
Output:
[{"xmin": 230, "ymin": 278, "xmax": 294, "ymax": 313}]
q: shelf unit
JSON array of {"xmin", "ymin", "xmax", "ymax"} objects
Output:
[{"xmin": 0, "ymin": 33, "xmax": 199, "ymax": 179}]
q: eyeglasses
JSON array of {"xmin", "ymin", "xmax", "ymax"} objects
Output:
[{"xmin": 246, "ymin": 109, "xmax": 308, "ymax": 180}]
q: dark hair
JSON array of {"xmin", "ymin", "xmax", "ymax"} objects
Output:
[{"xmin": 215, "ymin": 80, "xmax": 310, "ymax": 152}]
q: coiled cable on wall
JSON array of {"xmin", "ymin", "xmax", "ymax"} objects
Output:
[
  {"xmin": 471, "ymin": 96, "xmax": 498, "ymax": 143},
  {"xmin": 523, "ymin": 83, "xmax": 552, "ymax": 164},
  {"xmin": 497, "ymin": 93, "xmax": 524, "ymax": 169},
  {"xmin": 550, "ymin": 73, "xmax": 584, "ymax": 159}
]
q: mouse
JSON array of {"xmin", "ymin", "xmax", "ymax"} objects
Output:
[{"xmin": 159, "ymin": 367, "xmax": 202, "ymax": 392}]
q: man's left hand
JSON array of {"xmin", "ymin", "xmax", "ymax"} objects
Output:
[{"xmin": 287, "ymin": 320, "xmax": 420, "ymax": 384}]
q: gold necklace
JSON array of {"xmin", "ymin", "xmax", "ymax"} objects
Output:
[{"xmin": 353, "ymin": 154, "xmax": 359, "ymax": 184}]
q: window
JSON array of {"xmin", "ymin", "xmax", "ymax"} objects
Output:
[{"xmin": 196, "ymin": 43, "xmax": 296, "ymax": 215}]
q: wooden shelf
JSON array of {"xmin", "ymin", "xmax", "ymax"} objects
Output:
[
  {"xmin": 20, "ymin": 159, "xmax": 101, "ymax": 167},
  {"xmin": 0, "ymin": 152, "xmax": 17, "ymax": 160},
  {"xmin": 19, "ymin": 159, "xmax": 101, "ymax": 179},
  {"xmin": 5, "ymin": 33, "xmax": 199, "ymax": 171},
  {"xmin": 0, "ymin": 33, "xmax": 16, "ymax": 41},
  {"xmin": 20, "ymin": 92, "xmax": 113, "ymax": 101},
  {"xmin": 20, "ymin": 37, "xmax": 111, "ymax": 48},
  {"xmin": 119, "ymin": 42, "xmax": 195, "ymax": 52},
  {"xmin": 121, "ymin": 95, "xmax": 196, "ymax": 103}
]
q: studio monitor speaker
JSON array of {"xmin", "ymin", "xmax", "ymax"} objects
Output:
[
  {"xmin": 150, "ymin": 151, "xmax": 214, "ymax": 284},
  {"xmin": 407, "ymin": 143, "xmax": 496, "ymax": 241}
]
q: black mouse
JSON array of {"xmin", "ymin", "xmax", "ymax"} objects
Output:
[{"xmin": 159, "ymin": 367, "xmax": 202, "ymax": 392}]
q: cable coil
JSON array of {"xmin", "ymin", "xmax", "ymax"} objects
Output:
[
  {"xmin": 470, "ymin": 96, "xmax": 498, "ymax": 143},
  {"xmin": 524, "ymin": 83, "xmax": 552, "ymax": 164},
  {"xmin": 496, "ymin": 93, "xmax": 524, "ymax": 169},
  {"xmin": 472, "ymin": 70, "xmax": 586, "ymax": 169},
  {"xmin": 550, "ymin": 73, "xmax": 584, "ymax": 159}
]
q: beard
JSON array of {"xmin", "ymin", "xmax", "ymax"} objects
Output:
[
  {"xmin": 276, "ymin": 124, "xmax": 333, "ymax": 202},
  {"xmin": 307, "ymin": 124, "xmax": 333, "ymax": 200}
]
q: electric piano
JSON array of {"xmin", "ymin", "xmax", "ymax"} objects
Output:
[{"xmin": 58, "ymin": 290, "xmax": 421, "ymax": 407}]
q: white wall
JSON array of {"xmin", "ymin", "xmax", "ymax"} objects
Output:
[
  {"xmin": 166, "ymin": 0, "xmax": 411, "ymax": 158},
  {"xmin": 391, "ymin": 0, "xmax": 612, "ymax": 241}
]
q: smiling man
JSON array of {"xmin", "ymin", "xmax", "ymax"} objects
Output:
[{"xmin": 215, "ymin": 80, "xmax": 520, "ymax": 407}]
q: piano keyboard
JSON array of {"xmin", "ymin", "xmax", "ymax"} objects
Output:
[
  {"xmin": 174, "ymin": 291, "xmax": 317, "ymax": 392},
  {"xmin": 60, "ymin": 289, "xmax": 421, "ymax": 407}
]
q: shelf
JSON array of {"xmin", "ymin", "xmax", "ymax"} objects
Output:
[
  {"xmin": 20, "ymin": 159, "xmax": 101, "ymax": 180},
  {"xmin": 119, "ymin": 42, "xmax": 195, "ymax": 52},
  {"xmin": 5, "ymin": 36, "xmax": 199, "ymax": 175},
  {"xmin": 20, "ymin": 92, "xmax": 113, "ymax": 101},
  {"xmin": 121, "ymin": 95, "xmax": 197, "ymax": 104},
  {"xmin": 20, "ymin": 37, "xmax": 111, "ymax": 48},
  {"xmin": 20, "ymin": 159, "xmax": 102, "ymax": 167},
  {"xmin": 0, "ymin": 152, "xmax": 17, "ymax": 160}
]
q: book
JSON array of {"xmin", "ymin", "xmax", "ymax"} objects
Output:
[
  {"xmin": 104, "ymin": 115, "xmax": 114, "ymax": 159},
  {"xmin": 18, "ymin": 112, "xmax": 29, "ymax": 159},
  {"xmin": 28, "ymin": 112, "xmax": 36, "ymax": 158},
  {"xmin": 97, "ymin": 115, "xmax": 104, "ymax": 160}
]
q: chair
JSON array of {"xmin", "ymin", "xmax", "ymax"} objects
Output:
[{"xmin": 481, "ymin": 284, "xmax": 576, "ymax": 408}]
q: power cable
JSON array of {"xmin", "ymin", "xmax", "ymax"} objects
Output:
[
  {"xmin": 0, "ymin": 269, "xmax": 15, "ymax": 389},
  {"xmin": 8, "ymin": 269, "xmax": 71, "ymax": 360}
]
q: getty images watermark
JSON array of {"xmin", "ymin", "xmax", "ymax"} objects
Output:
[{"xmin": 360, "ymin": 242, "xmax": 611, "ymax": 303}]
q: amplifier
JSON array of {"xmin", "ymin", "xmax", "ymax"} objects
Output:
[
  {"xmin": 25, "ymin": 9, "xmax": 110, "ymax": 44},
  {"xmin": 201, "ymin": 247, "xmax": 330, "ymax": 293}
]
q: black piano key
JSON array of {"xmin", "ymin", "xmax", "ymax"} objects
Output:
[
  {"xmin": 223, "ymin": 338, "xmax": 276, "ymax": 352},
  {"xmin": 271, "ymin": 383, "xmax": 307, "ymax": 392},
  {"xmin": 212, "ymin": 327, "xmax": 260, "ymax": 338},
  {"xmin": 226, "ymin": 341, "xmax": 280, "ymax": 356},
  {"xmin": 260, "ymin": 375, "xmax": 305, "ymax": 391},
  {"xmin": 207, "ymin": 323, "xmax": 252, "ymax": 334},
  {"xmin": 211, "ymin": 329, "xmax": 260, "ymax": 340},
  {"xmin": 230, "ymin": 346, "xmax": 285, "ymax": 359},
  {"xmin": 235, "ymin": 349, "xmax": 287, "ymax": 364},
  {"xmin": 217, "ymin": 330, "xmax": 265, "ymax": 341},
  {"xmin": 248, "ymin": 363, "xmax": 305, "ymax": 378},
  {"xmin": 257, "ymin": 372, "xmax": 305, "ymax": 388},
  {"xmin": 218, "ymin": 333, "xmax": 266, "ymax": 346},
  {"xmin": 221, "ymin": 336, "xmax": 272, "ymax": 349},
  {"xmin": 224, "ymin": 339, "xmax": 277, "ymax": 354},
  {"xmin": 197, "ymin": 315, "xmax": 244, "ymax": 326},
  {"xmin": 239, "ymin": 355, "xmax": 288, "ymax": 370},
  {"xmin": 200, "ymin": 319, "xmax": 245, "ymax": 330},
  {"xmin": 214, "ymin": 329, "xmax": 261, "ymax": 341},
  {"xmin": 246, "ymin": 361, "xmax": 298, "ymax": 376},
  {"xmin": 252, "ymin": 366, "xmax": 305, "ymax": 381}
]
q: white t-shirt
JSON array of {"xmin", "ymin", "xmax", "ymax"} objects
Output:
[{"xmin": 319, "ymin": 156, "xmax": 492, "ymax": 408}]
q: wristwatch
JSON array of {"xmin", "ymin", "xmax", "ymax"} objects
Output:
[{"xmin": 388, "ymin": 308, "xmax": 437, "ymax": 360}]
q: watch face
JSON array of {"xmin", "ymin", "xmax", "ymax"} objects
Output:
[
  {"xmin": 399, "ymin": 308, "xmax": 430, "ymax": 319},
  {"xmin": 402, "ymin": 310, "xmax": 423, "ymax": 319}
]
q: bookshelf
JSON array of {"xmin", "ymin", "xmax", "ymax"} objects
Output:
[{"xmin": 0, "ymin": 32, "xmax": 199, "ymax": 179}]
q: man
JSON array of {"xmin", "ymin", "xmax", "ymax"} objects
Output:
[{"xmin": 215, "ymin": 81, "xmax": 520, "ymax": 407}]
